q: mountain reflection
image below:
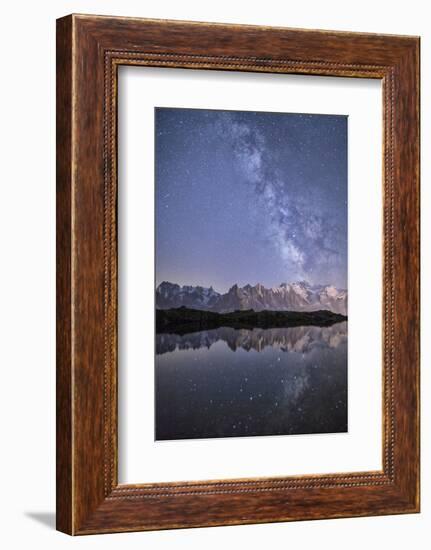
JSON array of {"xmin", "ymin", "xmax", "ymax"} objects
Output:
[
  {"xmin": 156, "ymin": 321, "xmax": 348, "ymax": 440},
  {"xmin": 156, "ymin": 321, "xmax": 347, "ymax": 355}
]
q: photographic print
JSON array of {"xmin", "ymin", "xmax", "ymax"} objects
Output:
[{"xmin": 155, "ymin": 107, "xmax": 348, "ymax": 441}]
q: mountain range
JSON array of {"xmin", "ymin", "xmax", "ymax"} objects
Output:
[{"xmin": 156, "ymin": 281, "xmax": 348, "ymax": 315}]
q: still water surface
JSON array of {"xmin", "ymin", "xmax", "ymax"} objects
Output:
[{"xmin": 155, "ymin": 322, "xmax": 347, "ymax": 440}]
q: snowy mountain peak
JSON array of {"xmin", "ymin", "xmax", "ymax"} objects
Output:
[
  {"xmin": 156, "ymin": 282, "xmax": 221, "ymax": 310},
  {"xmin": 324, "ymin": 285, "xmax": 339, "ymax": 298}
]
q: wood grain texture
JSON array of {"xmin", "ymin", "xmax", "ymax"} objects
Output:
[
  {"xmin": 56, "ymin": 14, "xmax": 420, "ymax": 535},
  {"xmin": 56, "ymin": 15, "xmax": 73, "ymax": 535}
]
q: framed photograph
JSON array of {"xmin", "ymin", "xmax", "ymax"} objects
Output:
[{"xmin": 56, "ymin": 14, "xmax": 420, "ymax": 535}]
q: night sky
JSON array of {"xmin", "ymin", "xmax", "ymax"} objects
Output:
[{"xmin": 155, "ymin": 108, "xmax": 347, "ymax": 293}]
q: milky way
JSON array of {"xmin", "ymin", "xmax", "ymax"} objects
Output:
[{"xmin": 155, "ymin": 107, "xmax": 347, "ymax": 292}]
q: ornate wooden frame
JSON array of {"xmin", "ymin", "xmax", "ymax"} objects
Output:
[{"xmin": 56, "ymin": 14, "xmax": 420, "ymax": 535}]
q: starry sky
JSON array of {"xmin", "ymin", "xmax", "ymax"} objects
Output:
[{"xmin": 155, "ymin": 107, "xmax": 347, "ymax": 293}]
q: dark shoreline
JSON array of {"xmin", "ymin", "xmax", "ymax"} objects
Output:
[{"xmin": 156, "ymin": 306, "xmax": 347, "ymax": 335}]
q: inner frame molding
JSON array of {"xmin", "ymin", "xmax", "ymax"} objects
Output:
[
  {"xmin": 56, "ymin": 14, "xmax": 419, "ymax": 535},
  {"xmin": 105, "ymin": 53, "xmax": 393, "ymax": 495}
]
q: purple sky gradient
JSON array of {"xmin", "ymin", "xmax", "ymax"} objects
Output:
[{"xmin": 155, "ymin": 107, "xmax": 347, "ymax": 293}]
